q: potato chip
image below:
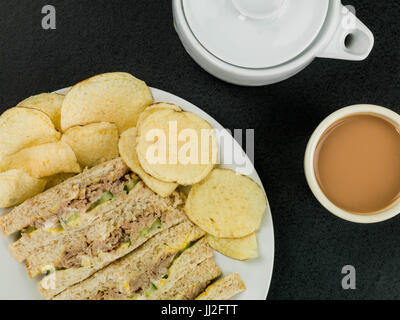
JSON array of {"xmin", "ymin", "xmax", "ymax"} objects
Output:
[
  {"xmin": 0, "ymin": 107, "xmax": 60, "ymax": 160},
  {"xmin": 136, "ymin": 103, "xmax": 182, "ymax": 131},
  {"xmin": 136, "ymin": 109, "xmax": 218, "ymax": 185},
  {"xmin": 44, "ymin": 173, "xmax": 77, "ymax": 190},
  {"xmin": 61, "ymin": 122, "xmax": 119, "ymax": 168},
  {"xmin": 206, "ymin": 233, "xmax": 258, "ymax": 261},
  {"xmin": 17, "ymin": 93, "xmax": 64, "ymax": 131},
  {"xmin": 119, "ymin": 127, "xmax": 177, "ymax": 197},
  {"xmin": 185, "ymin": 169, "xmax": 266, "ymax": 238},
  {"xmin": 0, "ymin": 142, "xmax": 81, "ymax": 178},
  {"xmin": 61, "ymin": 72, "xmax": 154, "ymax": 133},
  {"xmin": 0, "ymin": 170, "xmax": 46, "ymax": 208}
]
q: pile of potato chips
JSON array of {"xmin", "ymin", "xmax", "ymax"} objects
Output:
[
  {"xmin": 0, "ymin": 72, "xmax": 267, "ymax": 262},
  {"xmin": 0, "ymin": 72, "xmax": 152, "ymax": 207}
]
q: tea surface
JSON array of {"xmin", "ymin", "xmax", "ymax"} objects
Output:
[{"xmin": 314, "ymin": 114, "xmax": 400, "ymax": 214}]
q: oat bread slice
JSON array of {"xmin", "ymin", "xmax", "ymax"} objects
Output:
[
  {"xmin": 0, "ymin": 158, "xmax": 129, "ymax": 236},
  {"xmin": 53, "ymin": 221, "xmax": 205, "ymax": 300}
]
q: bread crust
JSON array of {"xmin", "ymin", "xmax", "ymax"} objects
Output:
[{"xmin": 195, "ymin": 273, "xmax": 246, "ymax": 300}]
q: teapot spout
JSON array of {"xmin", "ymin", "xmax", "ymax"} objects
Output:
[{"xmin": 317, "ymin": 5, "xmax": 374, "ymax": 61}]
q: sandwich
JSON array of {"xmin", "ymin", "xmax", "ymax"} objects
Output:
[
  {"xmin": 195, "ymin": 273, "xmax": 246, "ymax": 300},
  {"xmin": 55, "ymin": 221, "xmax": 245, "ymax": 300},
  {"xmin": 0, "ymin": 157, "xmax": 246, "ymax": 301},
  {"xmin": 53, "ymin": 221, "xmax": 219, "ymax": 300},
  {"xmin": 0, "ymin": 158, "xmax": 187, "ymax": 298},
  {"xmin": 0, "ymin": 158, "xmax": 130, "ymax": 236}
]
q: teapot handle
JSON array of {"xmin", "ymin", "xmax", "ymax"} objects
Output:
[{"xmin": 317, "ymin": 5, "xmax": 374, "ymax": 61}]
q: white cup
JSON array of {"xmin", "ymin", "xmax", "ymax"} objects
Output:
[{"xmin": 304, "ymin": 104, "xmax": 400, "ymax": 223}]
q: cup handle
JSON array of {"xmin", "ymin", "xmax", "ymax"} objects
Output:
[{"xmin": 317, "ymin": 6, "xmax": 374, "ymax": 61}]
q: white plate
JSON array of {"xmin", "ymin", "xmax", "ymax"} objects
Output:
[{"xmin": 0, "ymin": 87, "xmax": 274, "ymax": 300}]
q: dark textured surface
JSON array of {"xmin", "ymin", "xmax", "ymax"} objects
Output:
[{"xmin": 0, "ymin": 0, "xmax": 399, "ymax": 300}]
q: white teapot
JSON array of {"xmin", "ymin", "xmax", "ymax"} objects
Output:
[{"xmin": 173, "ymin": 0, "xmax": 374, "ymax": 86}]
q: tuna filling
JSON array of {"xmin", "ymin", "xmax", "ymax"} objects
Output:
[
  {"xmin": 22, "ymin": 171, "xmax": 136, "ymax": 234},
  {"xmin": 56, "ymin": 212, "xmax": 165, "ymax": 270}
]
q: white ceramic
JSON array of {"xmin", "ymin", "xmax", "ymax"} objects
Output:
[
  {"xmin": 304, "ymin": 105, "xmax": 400, "ymax": 224},
  {"xmin": 0, "ymin": 87, "xmax": 275, "ymax": 300},
  {"xmin": 232, "ymin": 0, "xmax": 287, "ymax": 20},
  {"xmin": 173, "ymin": 0, "xmax": 374, "ymax": 86}
]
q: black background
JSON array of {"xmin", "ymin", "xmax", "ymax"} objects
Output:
[{"xmin": 0, "ymin": 0, "xmax": 399, "ymax": 300}]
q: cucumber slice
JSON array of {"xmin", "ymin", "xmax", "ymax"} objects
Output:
[
  {"xmin": 150, "ymin": 218, "xmax": 162, "ymax": 230},
  {"xmin": 87, "ymin": 191, "xmax": 114, "ymax": 211},
  {"xmin": 22, "ymin": 226, "xmax": 37, "ymax": 234},
  {"xmin": 138, "ymin": 218, "xmax": 162, "ymax": 238},
  {"xmin": 144, "ymin": 283, "xmax": 158, "ymax": 297},
  {"xmin": 124, "ymin": 178, "xmax": 140, "ymax": 194},
  {"xmin": 61, "ymin": 212, "xmax": 79, "ymax": 225}
]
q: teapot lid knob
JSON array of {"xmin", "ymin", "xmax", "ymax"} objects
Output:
[{"xmin": 232, "ymin": 0, "xmax": 287, "ymax": 21}]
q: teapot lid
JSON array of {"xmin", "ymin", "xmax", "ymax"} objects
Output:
[{"xmin": 182, "ymin": 0, "xmax": 329, "ymax": 69}]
